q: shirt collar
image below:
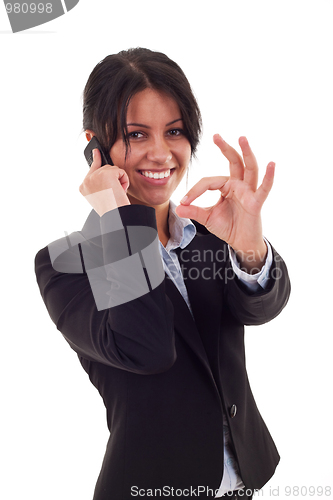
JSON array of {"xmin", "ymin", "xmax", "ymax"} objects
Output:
[{"xmin": 164, "ymin": 200, "xmax": 197, "ymax": 251}]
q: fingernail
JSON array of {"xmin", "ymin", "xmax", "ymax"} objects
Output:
[{"xmin": 180, "ymin": 195, "xmax": 188, "ymax": 204}]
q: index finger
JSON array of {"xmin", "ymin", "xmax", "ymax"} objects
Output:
[
  {"xmin": 89, "ymin": 149, "xmax": 102, "ymax": 173},
  {"xmin": 180, "ymin": 176, "xmax": 229, "ymax": 205}
]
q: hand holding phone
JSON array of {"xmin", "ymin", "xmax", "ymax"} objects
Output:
[
  {"xmin": 81, "ymin": 138, "xmax": 130, "ymax": 216},
  {"xmin": 84, "ymin": 136, "xmax": 112, "ymax": 167}
]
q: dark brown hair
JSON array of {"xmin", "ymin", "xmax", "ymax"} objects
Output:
[{"xmin": 83, "ymin": 47, "xmax": 202, "ymax": 162}]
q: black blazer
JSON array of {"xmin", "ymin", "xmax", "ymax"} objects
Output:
[{"xmin": 35, "ymin": 204, "xmax": 291, "ymax": 500}]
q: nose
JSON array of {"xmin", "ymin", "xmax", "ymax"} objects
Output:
[{"xmin": 146, "ymin": 138, "xmax": 172, "ymax": 165}]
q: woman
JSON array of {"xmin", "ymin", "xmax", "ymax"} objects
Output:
[{"xmin": 35, "ymin": 48, "xmax": 290, "ymax": 499}]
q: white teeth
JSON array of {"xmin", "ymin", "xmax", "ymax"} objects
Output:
[{"xmin": 140, "ymin": 169, "xmax": 171, "ymax": 179}]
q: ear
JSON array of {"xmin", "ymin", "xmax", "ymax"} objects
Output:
[{"xmin": 85, "ymin": 130, "xmax": 95, "ymax": 142}]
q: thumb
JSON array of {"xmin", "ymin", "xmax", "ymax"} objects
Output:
[{"xmin": 89, "ymin": 148, "xmax": 102, "ymax": 172}]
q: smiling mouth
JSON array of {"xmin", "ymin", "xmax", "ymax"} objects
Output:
[{"xmin": 139, "ymin": 168, "xmax": 175, "ymax": 179}]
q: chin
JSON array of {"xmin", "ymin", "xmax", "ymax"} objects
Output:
[{"xmin": 129, "ymin": 192, "xmax": 171, "ymax": 208}]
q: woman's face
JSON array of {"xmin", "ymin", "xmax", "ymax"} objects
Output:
[{"xmin": 110, "ymin": 88, "xmax": 191, "ymax": 209}]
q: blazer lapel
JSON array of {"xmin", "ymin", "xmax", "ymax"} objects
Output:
[
  {"xmin": 164, "ymin": 275, "xmax": 213, "ymax": 376},
  {"xmin": 175, "ymin": 231, "xmax": 225, "ymax": 383}
]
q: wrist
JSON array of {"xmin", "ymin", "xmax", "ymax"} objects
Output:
[
  {"xmin": 84, "ymin": 188, "xmax": 130, "ymax": 217},
  {"xmin": 233, "ymin": 240, "xmax": 268, "ymax": 274}
]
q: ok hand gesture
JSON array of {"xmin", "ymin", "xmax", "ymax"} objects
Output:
[{"xmin": 175, "ymin": 135, "xmax": 275, "ymax": 272}]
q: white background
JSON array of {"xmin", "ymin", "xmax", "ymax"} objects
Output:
[{"xmin": 1, "ymin": 1, "xmax": 332, "ymax": 499}]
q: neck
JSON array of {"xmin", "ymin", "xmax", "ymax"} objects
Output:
[{"xmin": 154, "ymin": 202, "xmax": 170, "ymax": 246}]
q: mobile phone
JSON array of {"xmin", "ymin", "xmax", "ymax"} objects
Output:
[{"xmin": 84, "ymin": 136, "xmax": 113, "ymax": 168}]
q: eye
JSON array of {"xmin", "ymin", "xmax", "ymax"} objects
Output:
[
  {"xmin": 128, "ymin": 131, "xmax": 145, "ymax": 139},
  {"xmin": 167, "ymin": 128, "xmax": 184, "ymax": 137}
]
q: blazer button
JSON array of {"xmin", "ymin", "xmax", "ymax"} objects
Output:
[{"xmin": 229, "ymin": 404, "xmax": 237, "ymax": 418}]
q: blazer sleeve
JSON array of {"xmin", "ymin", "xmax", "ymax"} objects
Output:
[
  {"xmin": 224, "ymin": 244, "xmax": 291, "ymax": 325},
  {"xmin": 35, "ymin": 205, "xmax": 176, "ymax": 374}
]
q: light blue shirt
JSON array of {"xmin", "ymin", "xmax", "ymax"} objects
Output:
[{"xmin": 159, "ymin": 200, "xmax": 272, "ymax": 497}]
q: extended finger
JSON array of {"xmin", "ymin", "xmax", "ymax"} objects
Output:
[
  {"xmin": 254, "ymin": 162, "xmax": 275, "ymax": 206},
  {"xmin": 238, "ymin": 136, "xmax": 258, "ymax": 190},
  {"xmin": 89, "ymin": 148, "xmax": 102, "ymax": 173},
  {"xmin": 180, "ymin": 176, "xmax": 229, "ymax": 205},
  {"xmin": 213, "ymin": 134, "xmax": 244, "ymax": 180}
]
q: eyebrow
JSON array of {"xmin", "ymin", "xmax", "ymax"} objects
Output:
[{"xmin": 126, "ymin": 118, "xmax": 183, "ymax": 129}]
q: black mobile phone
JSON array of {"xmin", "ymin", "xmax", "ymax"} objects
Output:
[{"xmin": 84, "ymin": 136, "xmax": 113, "ymax": 168}]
